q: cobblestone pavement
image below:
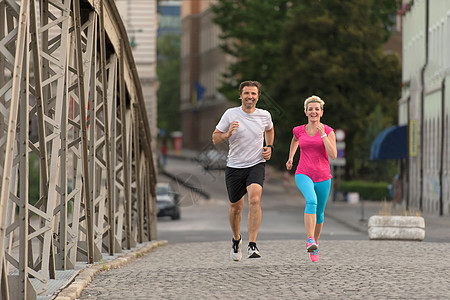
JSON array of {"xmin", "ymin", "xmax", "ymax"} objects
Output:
[{"xmin": 78, "ymin": 240, "xmax": 450, "ymax": 299}]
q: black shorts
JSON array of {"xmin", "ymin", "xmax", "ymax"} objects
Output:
[{"xmin": 225, "ymin": 162, "xmax": 265, "ymax": 203}]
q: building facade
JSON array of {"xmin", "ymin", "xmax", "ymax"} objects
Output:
[
  {"xmin": 116, "ymin": 0, "xmax": 158, "ymax": 146},
  {"xmin": 400, "ymin": 0, "xmax": 450, "ymax": 215},
  {"xmin": 180, "ymin": 0, "xmax": 235, "ymax": 150},
  {"xmin": 158, "ymin": 0, "xmax": 181, "ymax": 37}
]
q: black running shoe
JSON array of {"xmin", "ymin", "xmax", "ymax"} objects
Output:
[
  {"xmin": 230, "ymin": 235, "xmax": 242, "ymax": 261},
  {"xmin": 247, "ymin": 242, "xmax": 261, "ymax": 258}
]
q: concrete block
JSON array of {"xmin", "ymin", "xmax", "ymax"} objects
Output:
[
  {"xmin": 347, "ymin": 192, "xmax": 359, "ymax": 203},
  {"xmin": 368, "ymin": 216, "xmax": 425, "ymax": 241}
]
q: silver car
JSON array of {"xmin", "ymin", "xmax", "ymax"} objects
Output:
[{"xmin": 157, "ymin": 182, "xmax": 180, "ymax": 220}]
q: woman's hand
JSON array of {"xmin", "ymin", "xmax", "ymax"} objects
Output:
[
  {"xmin": 315, "ymin": 123, "xmax": 325, "ymax": 136},
  {"xmin": 286, "ymin": 158, "xmax": 293, "ymax": 170}
]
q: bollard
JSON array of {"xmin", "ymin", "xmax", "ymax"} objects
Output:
[{"xmin": 360, "ymin": 198, "xmax": 365, "ymax": 221}]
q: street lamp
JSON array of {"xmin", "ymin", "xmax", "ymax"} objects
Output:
[{"xmin": 127, "ymin": 24, "xmax": 143, "ymax": 49}]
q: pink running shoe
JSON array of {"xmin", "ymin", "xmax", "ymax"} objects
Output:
[
  {"xmin": 306, "ymin": 237, "xmax": 317, "ymax": 252},
  {"xmin": 310, "ymin": 247, "xmax": 319, "ymax": 262}
]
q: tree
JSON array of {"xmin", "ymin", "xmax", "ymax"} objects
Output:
[
  {"xmin": 211, "ymin": 0, "xmax": 401, "ymax": 179},
  {"xmin": 370, "ymin": 0, "xmax": 402, "ymax": 43},
  {"xmin": 271, "ymin": 0, "xmax": 401, "ymax": 178},
  {"xmin": 211, "ymin": 0, "xmax": 293, "ymax": 101},
  {"xmin": 157, "ymin": 34, "xmax": 181, "ymax": 135},
  {"xmin": 359, "ymin": 105, "xmax": 398, "ymax": 181}
]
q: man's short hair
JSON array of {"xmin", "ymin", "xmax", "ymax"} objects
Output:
[{"xmin": 239, "ymin": 81, "xmax": 262, "ymax": 96}]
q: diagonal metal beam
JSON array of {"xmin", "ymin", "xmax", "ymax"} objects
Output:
[
  {"xmin": 72, "ymin": 0, "xmax": 94, "ymax": 264},
  {"xmin": 98, "ymin": 0, "xmax": 114, "ymax": 255},
  {"xmin": 119, "ymin": 39, "xmax": 132, "ymax": 250},
  {"xmin": 132, "ymin": 102, "xmax": 144, "ymax": 243},
  {"xmin": 0, "ymin": 0, "xmax": 29, "ymax": 298},
  {"xmin": 1, "ymin": 0, "xmax": 157, "ymax": 297}
]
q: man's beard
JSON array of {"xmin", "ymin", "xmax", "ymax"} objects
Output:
[{"xmin": 243, "ymin": 100, "xmax": 255, "ymax": 109}]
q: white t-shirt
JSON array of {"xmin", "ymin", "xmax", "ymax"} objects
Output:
[{"xmin": 216, "ymin": 107, "xmax": 273, "ymax": 168}]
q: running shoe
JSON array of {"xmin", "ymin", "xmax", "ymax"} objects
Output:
[
  {"xmin": 247, "ymin": 242, "xmax": 261, "ymax": 258},
  {"xmin": 310, "ymin": 246, "xmax": 319, "ymax": 262},
  {"xmin": 230, "ymin": 235, "xmax": 242, "ymax": 261},
  {"xmin": 306, "ymin": 237, "xmax": 317, "ymax": 252}
]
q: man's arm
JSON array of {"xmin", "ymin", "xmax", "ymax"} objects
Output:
[
  {"xmin": 212, "ymin": 121, "xmax": 239, "ymax": 145},
  {"xmin": 264, "ymin": 126, "xmax": 274, "ymax": 146},
  {"xmin": 212, "ymin": 128, "xmax": 229, "ymax": 145},
  {"xmin": 262, "ymin": 126, "xmax": 275, "ymax": 160}
]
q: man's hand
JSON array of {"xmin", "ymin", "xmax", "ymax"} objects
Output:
[
  {"xmin": 262, "ymin": 146, "xmax": 272, "ymax": 160},
  {"xmin": 228, "ymin": 121, "xmax": 239, "ymax": 138}
]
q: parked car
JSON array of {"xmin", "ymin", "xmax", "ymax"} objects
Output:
[{"xmin": 156, "ymin": 182, "xmax": 180, "ymax": 220}]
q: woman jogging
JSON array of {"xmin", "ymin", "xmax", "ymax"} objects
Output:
[{"xmin": 286, "ymin": 95, "xmax": 337, "ymax": 262}]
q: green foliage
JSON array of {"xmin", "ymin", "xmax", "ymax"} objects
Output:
[
  {"xmin": 340, "ymin": 180, "xmax": 390, "ymax": 200},
  {"xmin": 370, "ymin": 0, "xmax": 402, "ymax": 42},
  {"xmin": 355, "ymin": 105, "xmax": 398, "ymax": 181},
  {"xmin": 272, "ymin": 0, "xmax": 401, "ymax": 178},
  {"xmin": 212, "ymin": 0, "xmax": 401, "ymax": 180},
  {"xmin": 157, "ymin": 34, "xmax": 181, "ymax": 135},
  {"xmin": 211, "ymin": 0, "xmax": 293, "ymax": 102}
]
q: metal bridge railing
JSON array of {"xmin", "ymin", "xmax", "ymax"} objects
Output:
[{"xmin": 0, "ymin": 0, "xmax": 157, "ymax": 299}]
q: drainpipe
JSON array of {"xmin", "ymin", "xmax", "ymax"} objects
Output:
[
  {"xmin": 406, "ymin": 96, "xmax": 410, "ymax": 211},
  {"xmin": 419, "ymin": 0, "xmax": 429, "ymax": 212},
  {"xmin": 402, "ymin": 3, "xmax": 409, "ymax": 211},
  {"xmin": 439, "ymin": 79, "xmax": 445, "ymax": 216}
]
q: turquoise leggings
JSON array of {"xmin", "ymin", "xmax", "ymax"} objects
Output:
[{"xmin": 294, "ymin": 174, "xmax": 331, "ymax": 224}]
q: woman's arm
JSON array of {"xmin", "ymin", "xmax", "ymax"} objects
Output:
[
  {"xmin": 286, "ymin": 135, "xmax": 299, "ymax": 170},
  {"xmin": 322, "ymin": 131, "xmax": 337, "ymax": 160}
]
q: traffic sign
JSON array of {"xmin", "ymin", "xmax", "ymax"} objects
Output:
[
  {"xmin": 331, "ymin": 141, "xmax": 346, "ymax": 165},
  {"xmin": 335, "ymin": 129, "xmax": 345, "ymax": 142},
  {"xmin": 336, "ymin": 142, "xmax": 345, "ymax": 149},
  {"xmin": 336, "ymin": 142, "xmax": 345, "ymax": 158}
]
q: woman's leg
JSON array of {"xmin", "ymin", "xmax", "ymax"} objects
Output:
[
  {"xmin": 313, "ymin": 179, "xmax": 331, "ymax": 242},
  {"xmin": 295, "ymin": 174, "xmax": 317, "ymax": 239}
]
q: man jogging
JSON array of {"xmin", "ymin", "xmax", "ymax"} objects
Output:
[{"xmin": 212, "ymin": 80, "xmax": 274, "ymax": 261}]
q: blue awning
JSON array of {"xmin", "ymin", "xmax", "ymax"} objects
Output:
[{"xmin": 370, "ymin": 125, "xmax": 408, "ymax": 160}]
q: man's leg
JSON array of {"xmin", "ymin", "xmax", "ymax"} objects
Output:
[
  {"xmin": 229, "ymin": 197, "xmax": 244, "ymax": 240},
  {"xmin": 247, "ymin": 183, "xmax": 262, "ymax": 243}
]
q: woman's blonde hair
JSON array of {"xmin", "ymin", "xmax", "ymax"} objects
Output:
[{"xmin": 304, "ymin": 95, "xmax": 325, "ymax": 113}]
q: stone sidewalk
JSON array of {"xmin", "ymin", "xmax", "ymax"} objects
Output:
[
  {"xmin": 52, "ymin": 204, "xmax": 450, "ymax": 300},
  {"xmin": 55, "ymin": 195, "xmax": 450, "ymax": 300},
  {"xmin": 52, "ymin": 152, "xmax": 450, "ymax": 299},
  {"xmin": 75, "ymin": 239, "xmax": 450, "ymax": 299}
]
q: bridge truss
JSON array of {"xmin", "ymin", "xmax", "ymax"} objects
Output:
[{"xmin": 0, "ymin": 0, "xmax": 158, "ymax": 298}]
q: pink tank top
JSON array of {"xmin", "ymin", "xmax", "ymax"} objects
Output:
[{"xmin": 293, "ymin": 124, "xmax": 333, "ymax": 182}]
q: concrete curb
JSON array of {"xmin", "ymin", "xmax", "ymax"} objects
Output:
[
  {"xmin": 53, "ymin": 240, "xmax": 168, "ymax": 300},
  {"xmin": 326, "ymin": 211, "xmax": 369, "ymax": 234}
]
